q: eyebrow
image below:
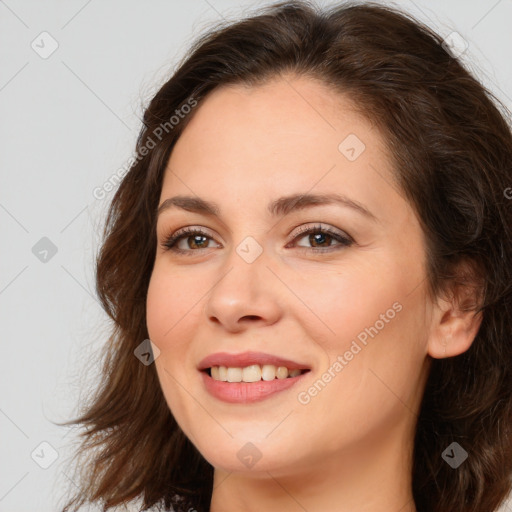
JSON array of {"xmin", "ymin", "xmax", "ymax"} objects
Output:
[{"xmin": 157, "ymin": 192, "xmax": 378, "ymax": 222}]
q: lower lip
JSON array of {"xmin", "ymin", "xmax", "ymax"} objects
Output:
[{"xmin": 201, "ymin": 371, "xmax": 308, "ymax": 403}]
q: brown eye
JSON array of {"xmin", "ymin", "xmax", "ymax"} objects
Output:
[
  {"xmin": 162, "ymin": 228, "xmax": 219, "ymax": 254},
  {"xmin": 183, "ymin": 234, "xmax": 210, "ymax": 250},
  {"xmin": 292, "ymin": 225, "xmax": 353, "ymax": 251},
  {"xmin": 301, "ymin": 231, "xmax": 334, "ymax": 248}
]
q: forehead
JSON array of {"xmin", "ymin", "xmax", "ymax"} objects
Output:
[
  {"xmin": 178, "ymin": 76, "xmax": 371, "ymax": 145},
  {"xmin": 162, "ymin": 75, "xmax": 394, "ymax": 193},
  {"xmin": 157, "ymin": 76, "xmax": 423, "ymax": 260}
]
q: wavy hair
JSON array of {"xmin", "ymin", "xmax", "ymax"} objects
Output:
[{"xmin": 59, "ymin": 1, "xmax": 512, "ymax": 511}]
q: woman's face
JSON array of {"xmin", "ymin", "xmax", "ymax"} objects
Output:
[{"xmin": 146, "ymin": 75, "xmax": 434, "ymax": 478}]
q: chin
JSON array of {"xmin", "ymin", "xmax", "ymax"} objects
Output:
[{"xmin": 185, "ymin": 423, "xmax": 303, "ymax": 473}]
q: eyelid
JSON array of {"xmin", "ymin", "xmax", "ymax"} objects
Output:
[{"xmin": 288, "ymin": 222, "xmax": 353, "ymax": 242}]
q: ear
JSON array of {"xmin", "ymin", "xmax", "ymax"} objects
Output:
[{"xmin": 427, "ymin": 261, "xmax": 484, "ymax": 359}]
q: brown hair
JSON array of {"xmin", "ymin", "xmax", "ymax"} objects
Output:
[{"xmin": 59, "ymin": 1, "xmax": 512, "ymax": 511}]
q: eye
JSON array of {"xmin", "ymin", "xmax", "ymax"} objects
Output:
[
  {"xmin": 288, "ymin": 224, "xmax": 353, "ymax": 252},
  {"xmin": 161, "ymin": 227, "xmax": 219, "ymax": 254},
  {"xmin": 160, "ymin": 223, "xmax": 354, "ymax": 255}
]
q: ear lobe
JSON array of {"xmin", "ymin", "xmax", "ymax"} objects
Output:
[
  {"xmin": 427, "ymin": 297, "xmax": 483, "ymax": 359},
  {"xmin": 427, "ymin": 258, "xmax": 485, "ymax": 359}
]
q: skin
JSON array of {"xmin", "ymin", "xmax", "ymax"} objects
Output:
[{"xmin": 146, "ymin": 74, "xmax": 482, "ymax": 512}]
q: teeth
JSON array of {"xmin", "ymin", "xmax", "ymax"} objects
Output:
[
  {"xmin": 276, "ymin": 366, "xmax": 289, "ymax": 379},
  {"xmin": 227, "ymin": 367, "xmax": 243, "ymax": 382},
  {"xmin": 262, "ymin": 364, "xmax": 277, "ymax": 381},
  {"xmin": 209, "ymin": 364, "xmax": 305, "ymax": 382},
  {"xmin": 242, "ymin": 364, "xmax": 262, "ymax": 382}
]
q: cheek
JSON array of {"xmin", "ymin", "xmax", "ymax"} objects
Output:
[
  {"xmin": 146, "ymin": 264, "xmax": 201, "ymax": 346},
  {"xmin": 287, "ymin": 260, "xmax": 407, "ymax": 354},
  {"xmin": 146, "ymin": 265, "xmax": 204, "ymax": 412},
  {"xmin": 290, "ymin": 259, "xmax": 428, "ymax": 410},
  {"xmin": 146, "ymin": 267, "xmax": 202, "ymax": 434},
  {"xmin": 146, "ymin": 263, "xmax": 213, "ymax": 386}
]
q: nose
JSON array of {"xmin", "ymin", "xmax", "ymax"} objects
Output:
[{"xmin": 203, "ymin": 244, "xmax": 283, "ymax": 333}]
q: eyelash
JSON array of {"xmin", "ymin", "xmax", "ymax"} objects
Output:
[{"xmin": 160, "ymin": 224, "xmax": 354, "ymax": 255}]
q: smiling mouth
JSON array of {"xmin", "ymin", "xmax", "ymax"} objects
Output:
[
  {"xmin": 199, "ymin": 353, "xmax": 311, "ymax": 403},
  {"xmin": 204, "ymin": 364, "xmax": 310, "ymax": 382}
]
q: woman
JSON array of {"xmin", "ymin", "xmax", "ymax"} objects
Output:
[{"xmin": 60, "ymin": 1, "xmax": 512, "ymax": 511}]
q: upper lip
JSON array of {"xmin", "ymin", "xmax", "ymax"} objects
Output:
[{"xmin": 198, "ymin": 351, "xmax": 310, "ymax": 371}]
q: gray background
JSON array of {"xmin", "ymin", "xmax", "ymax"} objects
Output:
[{"xmin": 1, "ymin": 1, "xmax": 511, "ymax": 511}]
